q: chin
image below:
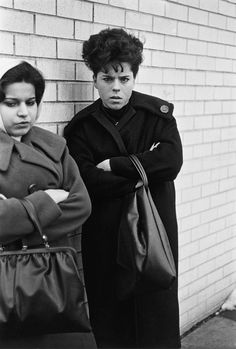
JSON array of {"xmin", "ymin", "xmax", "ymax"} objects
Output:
[
  {"xmin": 12, "ymin": 130, "xmax": 29, "ymax": 137},
  {"xmin": 109, "ymin": 104, "xmax": 123, "ymax": 110}
]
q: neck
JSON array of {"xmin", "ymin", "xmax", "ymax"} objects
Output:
[{"xmin": 102, "ymin": 103, "xmax": 130, "ymax": 120}]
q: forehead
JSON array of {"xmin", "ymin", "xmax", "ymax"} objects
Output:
[
  {"xmin": 101, "ymin": 62, "xmax": 133, "ymax": 75},
  {"xmin": 4, "ymin": 82, "xmax": 35, "ymax": 98}
]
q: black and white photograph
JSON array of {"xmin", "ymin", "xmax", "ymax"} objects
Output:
[{"xmin": 0, "ymin": 1, "xmax": 235, "ymax": 348}]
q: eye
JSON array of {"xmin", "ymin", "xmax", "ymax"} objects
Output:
[
  {"xmin": 103, "ymin": 76, "xmax": 113, "ymax": 82},
  {"xmin": 120, "ymin": 77, "xmax": 130, "ymax": 83},
  {"xmin": 26, "ymin": 100, "xmax": 36, "ymax": 106},
  {"xmin": 4, "ymin": 101, "xmax": 18, "ymax": 107}
]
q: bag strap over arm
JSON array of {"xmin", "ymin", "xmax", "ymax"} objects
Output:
[
  {"xmin": 129, "ymin": 154, "xmax": 148, "ymax": 187},
  {"xmin": 21, "ymin": 199, "xmax": 50, "ymax": 248}
]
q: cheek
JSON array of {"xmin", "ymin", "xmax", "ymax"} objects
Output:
[
  {"xmin": 98, "ymin": 86, "xmax": 109, "ymax": 97},
  {"xmin": 30, "ymin": 106, "xmax": 38, "ymax": 119},
  {"xmin": 124, "ymin": 85, "xmax": 133, "ymax": 97},
  {"xmin": 0, "ymin": 105, "xmax": 6, "ymax": 116},
  {"xmin": 0, "ymin": 108, "xmax": 13, "ymax": 124}
]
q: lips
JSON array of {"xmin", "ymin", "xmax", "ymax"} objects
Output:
[
  {"xmin": 15, "ymin": 122, "xmax": 30, "ymax": 127},
  {"xmin": 110, "ymin": 96, "xmax": 121, "ymax": 100}
]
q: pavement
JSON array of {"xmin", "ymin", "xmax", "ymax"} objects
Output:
[{"xmin": 181, "ymin": 310, "xmax": 236, "ymax": 349}]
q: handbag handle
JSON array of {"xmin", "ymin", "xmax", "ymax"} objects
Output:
[
  {"xmin": 0, "ymin": 199, "xmax": 50, "ymax": 252},
  {"xmin": 20, "ymin": 199, "xmax": 50, "ymax": 249},
  {"xmin": 129, "ymin": 154, "xmax": 148, "ymax": 188}
]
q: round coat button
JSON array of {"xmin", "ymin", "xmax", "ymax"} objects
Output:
[{"xmin": 160, "ymin": 105, "xmax": 169, "ymax": 113}]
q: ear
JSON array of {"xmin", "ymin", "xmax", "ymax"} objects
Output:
[{"xmin": 93, "ymin": 74, "xmax": 98, "ymax": 90}]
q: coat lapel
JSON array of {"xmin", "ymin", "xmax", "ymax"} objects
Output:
[
  {"xmin": 13, "ymin": 141, "xmax": 59, "ymax": 176},
  {"xmin": 116, "ymin": 105, "xmax": 136, "ymax": 131},
  {"xmin": 92, "ymin": 110, "xmax": 128, "ymax": 155},
  {"xmin": 0, "ymin": 127, "xmax": 65, "ymax": 175},
  {"xmin": 0, "ymin": 132, "xmax": 14, "ymax": 171},
  {"xmin": 92, "ymin": 105, "xmax": 136, "ymax": 155}
]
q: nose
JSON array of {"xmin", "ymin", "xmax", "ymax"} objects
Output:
[
  {"xmin": 17, "ymin": 102, "xmax": 28, "ymax": 117},
  {"xmin": 112, "ymin": 79, "xmax": 121, "ymax": 92}
]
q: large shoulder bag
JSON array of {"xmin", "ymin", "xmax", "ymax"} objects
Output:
[
  {"xmin": 0, "ymin": 198, "xmax": 92, "ymax": 336},
  {"xmin": 116, "ymin": 154, "xmax": 176, "ymax": 299}
]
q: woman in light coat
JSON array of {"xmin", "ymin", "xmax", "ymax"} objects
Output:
[{"xmin": 0, "ymin": 61, "xmax": 96, "ymax": 348}]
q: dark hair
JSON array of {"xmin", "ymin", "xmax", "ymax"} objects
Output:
[
  {"xmin": 82, "ymin": 28, "xmax": 143, "ymax": 78},
  {"xmin": 0, "ymin": 61, "xmax": 45, "ymax": 105}
]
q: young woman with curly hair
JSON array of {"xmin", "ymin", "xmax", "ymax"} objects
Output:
[{"xmin": 65, "ymin": 28, "xmax": 183, "ymax": 349}]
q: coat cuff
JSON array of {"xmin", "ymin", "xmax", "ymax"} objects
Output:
[
  {"xmin": 26, "ymin": 190, "xmax": 62, "ymax": 228},
  {"xmin": 110, "ymin": 156, "xmax": 140, "ymax": 180}
]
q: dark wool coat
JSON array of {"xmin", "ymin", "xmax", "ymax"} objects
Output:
[
  {"xmin": 64, "ymin": 91, "xmax": 183, "ymax": 348},
  {"xmin": 0, "ymin": 126, "xmax": 96, "ymax": 348}
]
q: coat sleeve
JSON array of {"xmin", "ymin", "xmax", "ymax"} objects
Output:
[
  {"xmin": 0, "ymin": 147, "xmax": 91, "ymax": 246},
  {"xmin": 24, "ymin": 147, "xmax": 91, "ymax": 246},
  {"xmin": 0, "ymin": 191, "xmax": 61, "ymax": 244},
  {"xmin": 66, "ymin": 127, "xmax": 137, "ymax": 200},
  {"xmin": 110, "ymin": 117, "xmax": 183, "ymax": 182}
]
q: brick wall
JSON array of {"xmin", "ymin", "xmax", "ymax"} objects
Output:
[{"xmin": 0, "ymin": 0, "xmax": 236, "ymax": 335}]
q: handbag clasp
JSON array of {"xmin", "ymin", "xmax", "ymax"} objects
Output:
[{"xmin": 42, "ymin": 235, "xmax": 50, "ymax": 248}]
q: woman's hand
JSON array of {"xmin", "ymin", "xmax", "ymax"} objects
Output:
[
  {"xmin": 96, "ymin": 159, "xmax": 111, "ymax": 171},
  {"xmin": 135, "ymin": 180, "xmax": 143, "ymax": 189},
  {"xmin": 150, "ymin": 142, "xmax": 160, "ymax": 151},
  {"xmin": 45, "ymin": 189, "xmax": 69, "ymax": 204}
]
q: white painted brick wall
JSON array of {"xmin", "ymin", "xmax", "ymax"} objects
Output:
[
  {"xmin": 189, "ymin": 8, "xmax": 208, "ymax": 25},
  {"xmin": 110, "ymin": 0, "xmax": 138, "ymax": 11},
  {"xmin": 36, "ymin": 14, "xmax": 74, "ymax": 38},
  {"xmin": 0, "ymin": 0, "xmax": 235, "ymax": 337},
  {"xmin": 0, "ymin": 7, "xmax": 34, "ymax": 32},
  {"xmin": 15, "ymin": 35, "xmax": 57, "ymax": 58},
  {"xmin": 36, "ymin": 59, "xmax": 75, "ymax": 80},
  {"xmin": 94, "ymin": 4, "xmax": 125, "ymax": 26},
  {"xmin": 57, "ymin": 0, "xmax": 93, "ymax": 21},
  {"xmin": 0, "ymin": 32, "xmax": 14, "ymax": 54},
  {"xmin": 57, "ymin": 39, "xmax": 83, "ymax": 60},
  {"xmin": 14, "ymin": 0, "xmax": 56, "ymax": 15},
  {"xmin": 58, "ymin": 82, "xmax": 93, "ymax": 101},
  {"xmin": 126, "ymin": 10, "xmax": 152, "ymax": 31}
]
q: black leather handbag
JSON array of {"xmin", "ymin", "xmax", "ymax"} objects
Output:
[
  {"xmin": 0, "ymin": 198, "xmax": 92, "ymax": 336},
  {"xmin": 117, "ymin": 154, "xmax": 176, "ymax": 299}
]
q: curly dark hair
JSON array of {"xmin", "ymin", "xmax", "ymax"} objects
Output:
[
  {"xmin": 82, "ymin": 28, "xmax": 143, "ymax": 77},
  {"xmin": 0, "ymin": 61, "xmax": 45, "ymax": 105}
]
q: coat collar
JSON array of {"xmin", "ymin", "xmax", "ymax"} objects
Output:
[
  {"xmin": 64, "ymin": 91, "xmax": 174, "ymax": 147},
  {"xmin": 0, "ymin": 127, "xmax": 66, "ymax": 172},
  {"xmin": 67, "ymin": 90, "xmax": 173, "ymax": 122},
  {"xmin": 91, "ymin": 105, "xmax": 135, "ymax": 155},
  {"xmin": 129, "ymin": 90, "xmax": 174, "ymax": 119},
  {"xmin": 64, "ymin": 91, "xmax": 174, "ymax": 139},
  {"xmin": 0, "ymin": 132, "xmax": 14, "ymax": 171},
  {"xmin": 23, "ymin": 126, "xmax": 66, "ymax": 161}
]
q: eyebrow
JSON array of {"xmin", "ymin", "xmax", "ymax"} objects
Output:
[
  {"xmin": 101, "ymin": 73, "xmax": 131, "ymax": 77},
  {"xmin": 4, "ymin": 97, "xmax": 36, "ymax": 101}
]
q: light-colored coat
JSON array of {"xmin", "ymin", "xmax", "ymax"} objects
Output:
[{"xmin": 0, "ymin": 126, "xmax": 91, "ymax": 248}]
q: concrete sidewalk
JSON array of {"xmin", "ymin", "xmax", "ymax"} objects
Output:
[{"xmin": 181, "ymin": 310, "xmax": 236, "ymax": 349}]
